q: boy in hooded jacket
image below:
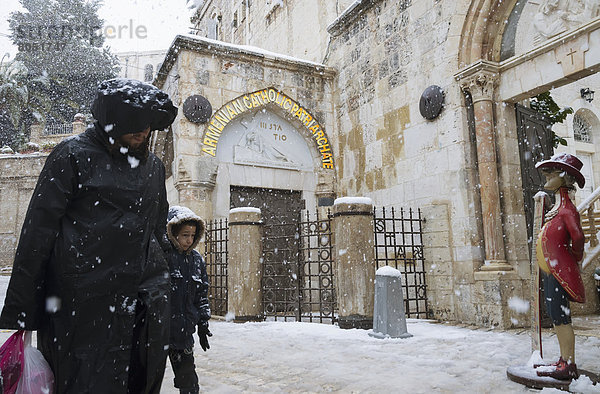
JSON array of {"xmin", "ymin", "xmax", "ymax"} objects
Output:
[{"xmin": 166, "ymin": 206, "xmax": 212, "ymax": 394}]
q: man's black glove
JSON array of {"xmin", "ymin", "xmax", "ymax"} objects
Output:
[{"xmin": 197, "ymin": 323, "xmax": 212, "ymax": 351}]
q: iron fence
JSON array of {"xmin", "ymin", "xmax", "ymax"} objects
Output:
[
  {"xmin": 296, "ymin": 209, "xmax": 336, "ymax": 323},
  {"xmin": 204, "ymin": 218, "xmax": 228, "ymax": 316},
  {"xmin": 262, "ymin": 210, "xmax": 336, "ymax": 323},
  {"xmin": 373, "ymin": 207, "xmax": 429, "ymax": 318},
  {"xmin": 43, "ymin": 123, "xmax": 73, "ymax": 135}
]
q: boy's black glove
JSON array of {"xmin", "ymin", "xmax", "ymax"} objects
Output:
[{"xmin": 197, "ymin": 323, "xmax": 212, "ymax": 351}]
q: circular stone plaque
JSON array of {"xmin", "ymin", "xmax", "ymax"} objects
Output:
[
  {"xmin": 183, "ymin": 95, "xmax": 212, "ymax": 123},
  {"xmin": 419, "ymin": 85, "xmax": 445, "ymax": 120}
]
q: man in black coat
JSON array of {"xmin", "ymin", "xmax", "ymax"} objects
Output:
[{"xmin": 0, "ymin": 78, "xmax": 178, "ymax": 393}]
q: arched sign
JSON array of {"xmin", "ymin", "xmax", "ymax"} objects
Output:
[{"xmin": 201, "ymin": 87, "xmax": 334, "ymax": 169}]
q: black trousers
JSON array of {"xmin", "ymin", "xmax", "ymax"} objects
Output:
[
  {"xmin": 169, "ymin": 348, "xmax": 199, "ymax": 394},
  {"xmin": 542, "ymin": 272, "xmax": 572, "ymax": 326}
]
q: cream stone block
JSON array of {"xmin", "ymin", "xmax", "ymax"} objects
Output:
[
  {"xmin": 452, "ymin": 259, "xmax": 477, "ymax": 285},
  {"xmin": 519, "ymin": 61, "xmax": 544, "ymax": 94},
  {"xmin": 498, "ymin": 68, "xmax": 523, "ymax": 101},
  {"xmin": 428, "ymin": 275, "xmax": 453, "ymax": 292},
  {"xmin": 587, "ymin": 29, "xmax": 600, "ymax": 68},
  {"xmin": 536, "ymin": 50, "xmax": 566, "ymax": 86},
  {"xmin": 453, "ymin": 246, "xmax": 482, "ymax": 264},
  {"xmin": 0, "ymin": 188, "xmax": 17, "ymax": 233},
  {"xmin": 425, "ymin": 259, "xmax": 453, "ymax": 277},
  {"xmin": 404, "ymin": 123, "xmax": 434, "ymax": 155},
  {"xmin": 424, "ymin": 149, "xmax": 449, "ymax": 174},
  {"xmin": 423, "ymin": 230, "xmax": 450, "ymax": 249},
  {"xmin": 364, "ymin": 141, "xmax": 383, "ymax": 172},
  {"xmin": 428, "ymin": 289, "xmax": 456, "ymax": 320},
  {"xmin": 413, "ymin": 176, "xmax": 441, "ymax": 199},
  {"xmin": 424, "ymin": 246, "xmax": 452, "ymax": 264}
]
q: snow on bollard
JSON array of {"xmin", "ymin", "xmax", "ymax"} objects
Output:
[{"xmin": 369, "ymin": 266, "xmax": 412, "ymax": 339}]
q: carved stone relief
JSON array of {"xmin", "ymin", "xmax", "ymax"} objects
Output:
[
  {"xmin": 216, "ymin": 110, "xmax": 315, "ymax": 171},
  {"xmin": 510, "ymin": 0, "xmax": 600, "ymax": 58}
]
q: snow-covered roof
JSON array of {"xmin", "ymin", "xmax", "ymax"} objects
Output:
[
  {"xmin": 155, "ymin": 34, "xmax": 335, "ymax": 86},
  {"xmin": 327, "ymin": 0, "xmax": 376, "ymax": 36}
]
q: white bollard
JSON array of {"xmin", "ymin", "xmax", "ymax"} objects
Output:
[{"xmin": 369, "ymin": 266, "xmax": 412, "ymax": 339}]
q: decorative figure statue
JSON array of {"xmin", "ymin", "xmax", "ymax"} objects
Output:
[{"xmin": 534, "ymin": 153, "xmax": 586, "ymax": 380}]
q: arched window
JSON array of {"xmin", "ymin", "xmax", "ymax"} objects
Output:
[{"xmin": 573, "ymin": 111, "xmax": 593, "ymax": 143}]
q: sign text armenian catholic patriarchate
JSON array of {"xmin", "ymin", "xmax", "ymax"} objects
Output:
[{"xmin": 201, "ymin": 87, "xmax": 334, "ymax": 169}]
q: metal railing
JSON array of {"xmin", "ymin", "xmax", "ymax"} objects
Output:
[
  {"xmin": 577, "ymin": 187, "xmax": 600, "ymax": 269},
  {"xmin": 373, "ymin": 207, "xmax": 429, "ymax": 319},
  {"xmin": 204, "ymin": 218, "xmax": 228, "ymax": 316},
  {"xmin": 43, "ymin": 123, "xmax": 73, "ymax": 136}
]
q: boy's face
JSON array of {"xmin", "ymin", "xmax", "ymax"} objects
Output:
[{"xmin": 176, "ymin": 224, "xmax": 196, "ymax": 251}]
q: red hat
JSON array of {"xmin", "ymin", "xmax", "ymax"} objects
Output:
[{"xmin": 535, "ymin": 153, "xmax": 585, "ymax": 188}]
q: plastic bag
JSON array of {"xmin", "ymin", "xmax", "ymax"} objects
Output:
[
  {"xmin": 0, "ymin": 330, "xmax": 25, "ymax": 394},
  {"xmin": 15, "ymin": 331, "xmax": 54, "ymax": 394}
]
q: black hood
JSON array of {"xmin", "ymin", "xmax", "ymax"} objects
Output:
[{"xmin": 91, "ymin": 78, "xmax": 178, "ymax": 137}]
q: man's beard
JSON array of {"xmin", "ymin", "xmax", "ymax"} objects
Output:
[{"xmin": 112, "ymin": 134, "xmax": 150, "ymax": 161}]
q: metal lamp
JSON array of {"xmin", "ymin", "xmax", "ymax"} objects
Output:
[{"xmin": 581, "ymin": 88, "xmax": 595, "ymax": 103}]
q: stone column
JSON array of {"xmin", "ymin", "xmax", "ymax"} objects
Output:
[
  {"xmin": 175, "ymin": 157, "xmax": 217, "ymax": 225},
  {"xmin": 227, "ymin": 207, "xmax": 263, "ymax": 322},
  {"xmin": 333, "ymin": 198, "xmax": 375, "ymax": 329},
  {"xmin": 459, "ymin": 65, "xmax": 512, "ymax": 272}
]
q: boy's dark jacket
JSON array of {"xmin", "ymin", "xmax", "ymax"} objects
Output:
[{"xmin": 166, "ymin": 206, "xmax": 211, "ymax": 350}]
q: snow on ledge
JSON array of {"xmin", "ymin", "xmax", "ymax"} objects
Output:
[
  {"xmin": 230, "ymin": 207, "xmax": 261, "ymax": 214},
  {"xmin": 174, "ymin": 34, "xmax": 327, "ymax": 68},
  {"xmin": 376, "ymin": 266, "xmax": 401, "ymax": 277},
  {"xmin": 334, "ymin": 197, "xmax": 373, "ymax": 206}
]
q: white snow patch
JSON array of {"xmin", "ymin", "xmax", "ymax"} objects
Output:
[
  {"xmin": 45, "ymin": 296, "xmax": 61, "ymax": 313},
  {"xmin": 507, "ymin": 297, "xmax": 529, "ymax": 314},
  {"xmin": 224, "ymin": 312, "xmax": 235, "ymax": 322},
  {"xmin": 334, "ymin": 196, "xmax": 373, "ymax": 206},
  {"xmin": 376, "ymin": 266, "xmax": 401, "ymax": 277},
  {"xmin": 230, "ymin": 207, "xmax": 261, "ymax": 214},
  {"xmin": 127, "ymin": 155, "xmax": 140, "ymax": 168},
  {"xmin": 175, "ymin": 34, "xmax": 327, "ymax": 68},
  {"xmin": 168, "ymin": 205, "xmax": 203, "ymax": 225}
]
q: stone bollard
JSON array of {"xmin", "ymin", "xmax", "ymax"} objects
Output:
[
  {"xmin": 333, "ymin": 197, "xmax": 375, "ymax": 329},
  {"xmin": 228, "ymin": 207, "xmax": 263, "ymax": 322},
  {"xmin": 369, "ymin": 266, "xmax": 412, "ymax": 339}
]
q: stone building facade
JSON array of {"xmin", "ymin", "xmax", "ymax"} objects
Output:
[
  {"xmin": 154, "ymin": 0, "xmax": 600, "ymax": 328},
  {"xmin": 2, "ymin": 0, "xmax": 599, "ymax": 328}
]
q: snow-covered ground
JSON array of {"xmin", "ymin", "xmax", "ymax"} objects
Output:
[{"xmin": 0, "ymin": 275, "xmax": 598, "ymax": 393}]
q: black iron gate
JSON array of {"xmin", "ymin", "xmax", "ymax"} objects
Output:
[
  {"xmin": 262, "ymin": 210, "xmax": 336, "ymax": 323},
  {"xmin": 515, "ymin": 104, "xmax": 554, "ymax": 255},
  {"xmin": 205, "ymin": 218, "xmax": 228, "ymax": 316},
  {"xmin": 373, "ymin": 207, "xmax": 429, "ymax": 318},
  {"xmin": 205, "ymin": 206, "xmax": 428, "ymax": 322}
]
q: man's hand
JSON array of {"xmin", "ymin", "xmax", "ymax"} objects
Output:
[{"xmin": 197, "ymin": 324, "xmax": 212, "ymax": 351}]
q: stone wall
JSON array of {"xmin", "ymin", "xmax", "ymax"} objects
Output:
[
  {"xmin": 190, "ymin": 0, "xmax": 355, "ymax": 64},
  {"xmin": 155, "ymin": 35, "xmax": 336, "ymax": 220},
  {"xmin": 326, "ymin": 1, "xmax": 496, "ymax": 325},
  {"xmin": 0, "ymin": 154, "xmax": 48, "ymax": 268}
]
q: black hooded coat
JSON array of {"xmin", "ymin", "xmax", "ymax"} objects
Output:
[
  {"xmin": 0, "ymin": 79, "xmax": 178, "ymax": 393},
  {"xmin": 165, "ymin": 206, "xmax": 210, "ymax": 350}
]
